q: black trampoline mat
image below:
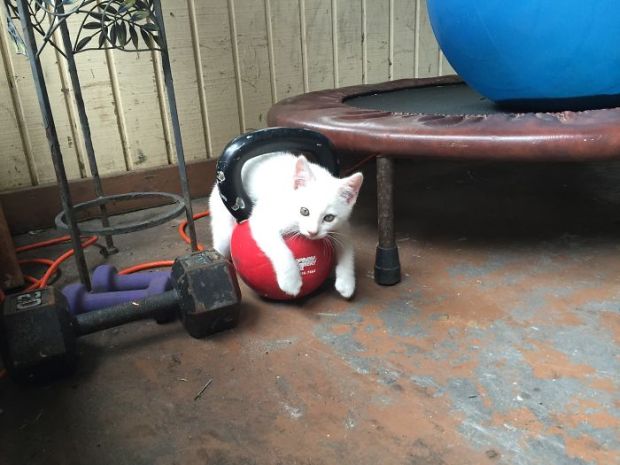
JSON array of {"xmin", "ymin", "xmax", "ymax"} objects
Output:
[
  {"xmin": 345, "ymin": 82, "xmax": 620, "ymax": 114},
  {"xmin": 345, "ymin": 83, "xmax": 502, "ymax": 115}
]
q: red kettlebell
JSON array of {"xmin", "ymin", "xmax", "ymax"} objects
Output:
[
  {"xmin": 216, "ymin": 127, "xmax": 340, "ymax": 300},
  {"xmin": 230, "ymin": 221, "xmax": 334, "ymax": 300}
]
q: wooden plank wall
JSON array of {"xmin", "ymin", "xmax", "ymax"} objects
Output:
[{"xmin": 0, "ymin": 0, "xmax": 453, "ymax": 193}]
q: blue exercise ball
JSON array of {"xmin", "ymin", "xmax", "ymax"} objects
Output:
[{"xmin": 427, "ymin": 0, "xmax": 620, "ymax": 110}]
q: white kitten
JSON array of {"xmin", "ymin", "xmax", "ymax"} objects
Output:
[{"xmin": 208, "ymin": 152, "xmax": 364, "ymax": 299}]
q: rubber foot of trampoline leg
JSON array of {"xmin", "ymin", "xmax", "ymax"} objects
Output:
[{"xmin": 374, "ymin": 245, "xmax": 401, "ymax": 286}]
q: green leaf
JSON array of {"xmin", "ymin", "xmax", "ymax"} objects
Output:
[
  {"xmin": 140, "ymin": 28, "xmax": 152, "ymax": 48},
  {"xmin": 129, "ymin": 26, "xmax": 139, "ymax": 49},
  {"xmin": 75, "ymin": 35, "xmax": 92, "ymax": 52},
  {"xmin": 98, "ymin": 28, "xmax": 107, "ymax": 47},
  {"xmin": 141, "ymin": 22, "xmax": 158, "ymax": 32},
  {"xmin": 116, "ymin": 22, "xmax": 127, "ymax": 46},
  {"xmin": 99, "ymin": 3, "xmax": 118, "ymax": 15},
  {"xmin": 123, "ymin": 0, "xmax": 137, "ymax": 7},
  {"xmin": 131, "ymin": 10, "xmax": 149, "ymax": 21},
  {"xmin": 89, "ymin": 9, "xmax": 115, "ymax": 22},
  {"xmin": 109, "ymin": 22, "xmax": 117, "ymax": 45},
  {"xmin": 83, "ymin": 21, "xmax": 102, "ymax": 30},
  {"xmin": 151, "ymin": 34, "xmax": 162, "ymax": 48}
]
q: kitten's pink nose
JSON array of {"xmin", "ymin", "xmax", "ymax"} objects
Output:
[{"xmin": 306, "ymin": 230, "xmax": 318, "ymax": 238}]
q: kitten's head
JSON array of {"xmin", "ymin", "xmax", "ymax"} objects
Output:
[{"xmin": 292, "ymin": 156, "xmax": 364, "ymax": 239}]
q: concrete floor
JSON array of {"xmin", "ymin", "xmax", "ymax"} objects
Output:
[{"xmin": 1, "ymin": 160, "xmax": 619, "ymax": 465}]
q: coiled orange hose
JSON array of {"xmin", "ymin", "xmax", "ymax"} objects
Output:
[{"xmin": 14, "ymin": 211, "xmax": 210, "ymax": 288}]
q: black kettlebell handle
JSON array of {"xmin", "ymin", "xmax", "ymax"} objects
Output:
[{"xmin": 216, "ymin": 127, "xmax": 340, "ymax": 222}]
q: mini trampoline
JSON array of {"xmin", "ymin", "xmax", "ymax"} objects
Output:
[{"xmin": 267, "ymin": 75, "xmax": 620, "ymax": 285}]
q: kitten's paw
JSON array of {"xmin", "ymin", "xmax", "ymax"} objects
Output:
[
  {"xmin": 276, "ymin": 267, "xmax": 303, "ymax": 296},
  {"xmin": 335, "ymin": 276, "xmax": 355, "ymax": 299}
]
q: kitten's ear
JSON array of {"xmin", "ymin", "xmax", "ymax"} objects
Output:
[
  {"xmin": 294, "ymin": 155, "xmax": 315, "ymax": 189},
  {"xmin": 339, "ymin": 172, "xmax": 364, "ymax": 204}
]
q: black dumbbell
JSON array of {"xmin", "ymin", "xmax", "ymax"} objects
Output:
[{"xmin": 0, "ymin": 249, "xmax": 241, "ymax": 383}]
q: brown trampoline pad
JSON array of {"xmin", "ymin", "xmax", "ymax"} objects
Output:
[{"xmin": 267, "ymin": 76, "xmax": 620, "ymax": 162}]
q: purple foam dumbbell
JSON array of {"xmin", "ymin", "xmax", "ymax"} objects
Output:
[
  {"xmin": 91, "ymin": 265, "xmax": 172, "ymax": 293},
  {"xmin": 62, "ymin": 276, "xmax": 171, "ymax": 317}
]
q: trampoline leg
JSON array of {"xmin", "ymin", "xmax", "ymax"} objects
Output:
[{"xmin": 375, "ymin": 156, "xmax": 401, "ymax": 285}]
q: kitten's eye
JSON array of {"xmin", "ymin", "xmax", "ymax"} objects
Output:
[
  {"xmin": 323, "ymin": 214, "xmax": 335, "ymax": 222},
  {"xmin": 300, "ymin": 207, "xmax": 310, "ymax": 216}
]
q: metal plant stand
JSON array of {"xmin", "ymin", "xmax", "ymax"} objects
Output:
[{"xmin": 4, "ymin": 0, "xmax": 198, "ymax": 289}]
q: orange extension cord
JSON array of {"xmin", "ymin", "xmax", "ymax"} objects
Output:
[
  {"xmin": 17, "ymin": 210, "xmax": 210, "ymax": 286},
  {"xmin": 116, "ymin": 210, "xmax": 209, "ymax": 275},
  {"xmin": 17, "ymin": 236, "xmax": 99, "ymax": 291}
]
